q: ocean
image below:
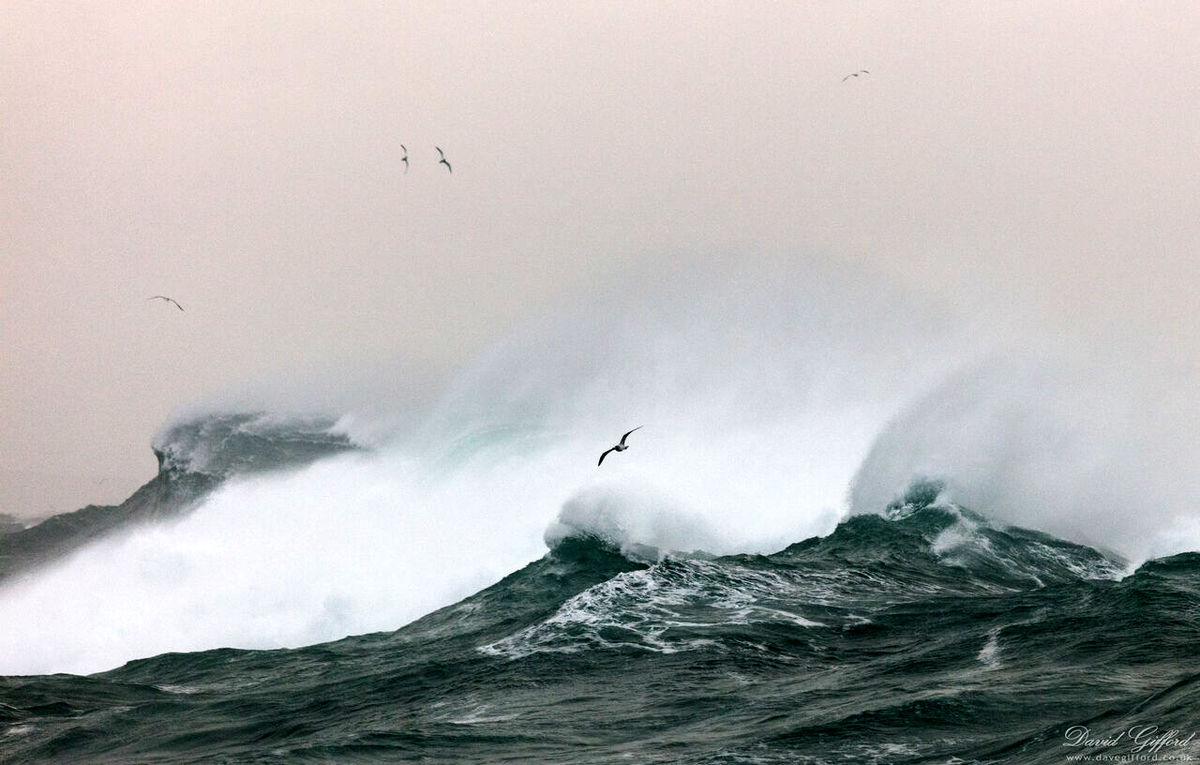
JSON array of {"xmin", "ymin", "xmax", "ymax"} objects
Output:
[{"xmin": 2, "ymin": 261, "xmax": 1198, "ymax": 763}]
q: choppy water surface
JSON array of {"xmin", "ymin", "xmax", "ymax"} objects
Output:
[{"xmin": 3, "ymin": 484, "xmax": 1197, "ymax": 764}]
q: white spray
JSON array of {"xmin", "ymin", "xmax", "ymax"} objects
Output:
[{"xmin": 2, "ymin": 253, "xmax": 1197, "ymax": 675}]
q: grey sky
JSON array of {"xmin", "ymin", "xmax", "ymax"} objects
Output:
[{"xmin": 4, "ymin": 1, "xmax": 1199, "ymax": 517}]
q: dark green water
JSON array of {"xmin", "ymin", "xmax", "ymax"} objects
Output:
[{"xmin": 3, "ymin": 487, "xmax": 1198, "ymax": 764}]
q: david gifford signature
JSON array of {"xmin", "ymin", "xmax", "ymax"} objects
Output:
[{"xmin": 1064, "ymin": 725, "xmax": 1197, "ymax": 755}]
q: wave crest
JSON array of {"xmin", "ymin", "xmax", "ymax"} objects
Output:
[
  {"xmin": 152, "ymin": 412, "xmax": 356, "ymax": 478},
  {"xmin": 544, "ymin": 484, "xmax": 726, "ymax": 560}
]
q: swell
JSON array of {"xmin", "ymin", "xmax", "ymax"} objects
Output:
[
  {"xmin": 5, "ymin": 254, "xmax": 1200, "ymax": 685},
  {"xmin": 2, "ymin": 505, "xmax": 1196, "ymax": 764}
]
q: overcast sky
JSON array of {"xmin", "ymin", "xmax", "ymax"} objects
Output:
[{"xmin": 4, "ymin": 1, "xmax": 1199, "ymax": 518}]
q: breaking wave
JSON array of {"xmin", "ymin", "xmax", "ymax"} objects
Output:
[{"xmin": 2, "ymin": 253, "xmax": 1199, "ymax": 677}]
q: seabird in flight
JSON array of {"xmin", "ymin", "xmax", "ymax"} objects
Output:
[
  {"xmin": 147, "ymin": 295, "xmax": 184, "ymax": 311},
  {"xmin": 436, "ymin": 146, "xmax": 452, "ymax": 173},
  {"xmin": 400, "ymin": 144, "xmax": 409, "ymax": 173},
  {"xmin": 598, "ymin": 426, "xmax": 642, "ymax": 466},
  {"xmin": 842, "ymin": 69, "xmax": 870, "ymax": 82}
]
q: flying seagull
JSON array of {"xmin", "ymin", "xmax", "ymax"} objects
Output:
[
  {"xmin": 436, "ymin": 146, "xmax": 452, "ymax": 173},
  {"xmin": 842, "ymin": 69, "xmax": 870, "ymax": 82},
  {"xmin": 147, "ymin": 295, "xmax": 184, "ymax": 311},
  {"xmin": 598, "ymin": 426, "xmax": 642, "ymax": 466},
  {"xmin": 400, "ymin": 144, "xmax": 409, "ymax": 173}
]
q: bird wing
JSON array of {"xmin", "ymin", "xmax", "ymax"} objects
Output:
[
  {"xmin": 598, "ymin": 447, "xmax": 617, "ymax": 466},
  {"xmin": 619, "ymin": 426, "xmax": 642, "ymax": 446},
  {"xmin": 436, "ymin": 146, "xmax": 445, "ymax": 159},
  {"xmin": 443, "ymin": 159, "xmax": 452, "ymax": 173},
  {"xmin": 148, "ymin": 296, "xmax": 183, "ymax": 311}
]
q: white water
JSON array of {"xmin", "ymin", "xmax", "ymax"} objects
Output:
[
  {"xmin": 849, "ymin": 340, "xmax": 1200, "ymax": 561},
  {"xmin": 2, "ymin": 253, "xmax": 1198, "ymax": 675}
]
